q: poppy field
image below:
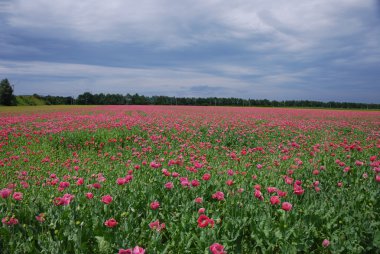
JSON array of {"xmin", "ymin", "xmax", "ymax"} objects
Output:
[{"xmin": 0, "ymin": 105, "xmax": 379, "ymax": 253}]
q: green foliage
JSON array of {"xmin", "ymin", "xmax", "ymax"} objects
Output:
[
  {"xmin": 0, "ymin": 79, "xmax": 16, "ymax": 106},
  {"xmin": 16, "ymin": 95, "xmax": 46, "ymax": 106}
]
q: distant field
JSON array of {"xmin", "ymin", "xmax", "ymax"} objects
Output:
[
  {"xmin": 0, "ymin": 105, "xmax": 97, "ymax": 114},
  {"xmin": 0, "ymin": 105, "xmax": 379, "ymax": 253}
]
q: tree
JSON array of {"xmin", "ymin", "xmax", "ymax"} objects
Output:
[
  {"xmin": 0, "ymin": 79, "xmax": 16, "ymax": 106},
  {"xmin": 77, "ymin": 92, "xmax": 94, "ymax": 105}
]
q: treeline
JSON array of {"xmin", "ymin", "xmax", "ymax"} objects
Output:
[
  {"xmin": 31, "ymin": 92, "xmax": 380, "ymax": 109},
  {"xmin": 1, "ymin": 78, "xmax": 379, "ymax": 108}
]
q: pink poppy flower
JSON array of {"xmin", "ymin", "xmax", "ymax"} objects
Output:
[
  {"xmin": 76, "ymin": 178, "xmax": 84, "ymax": 186},
  {"xmin": 202, "ymin": 174, "xmax": 211, "ymax": 182},
  {"xmin": 116, "ymin": 178, "xmax": 126, "ymax": 185},
  {"xmin": 322, "ymin": 239, "xmax": 330, "ymax": 248},
  {"xmin": 119, "ymin": 246, "xmax": 145, "ymax": 254},
  {"xmin": 132, "ymin": 246, "xmax": 145, "ymax": 254},
  {"xmin": 194, "ymin": 197, "xmax": 203, "ymax": 204},
  {"xmin": 13, "ymin": 192, "xmax": 23, "ymax": 201},
  {"xmin": 198, "ymin": 208, "xmax": 206, "ymax": 214},
  {"xmin": 226, "ymin": 180, "xmax": 234, "ymax": 186},
  {"xmin": 149, "ymin": 220, "xmax": 166, "ymax": 232},
  {"xmin": 210, "ymin": 243, "xmax": 226, "ymax": 254},
  {"xmin": 281, "ymin": 202, "xmax": 292, "ymax": 211},
  {"xmin": 197, "ymin": 215, "xmax": 214, "ymax": 228},
  {"xmin": 212, "ymin": 191, "xmax": 225, "ymax": 201},
  {"xmin": 150, "ymin": 201, "xmax": 160, "ymax": 210},
  {"xmin": 104, "ymin": 218, "xmax": 118, "ymax": 228},
  {"xmin": 254, "ymin": 190, "xmax": 263, "ymax": 201},
  {"xmin": 277, "ymin": 190, "xmax": 287, "ymax": 197},
  {"xmin": 92, "ymin": 183, "xmax": 102, "ymax": 189},
  {"xmin": 180, "ymin": 177, "xmax": 189, "ymax": 187},
  {"xmin": 0, "ymin": 188, "xmax": 12, "ymax": 199},
  {"xmin": 101, "ymin": 195, "xmax": 113, "ymax": 204},
  {"xmin": 118, "ymin": 249, "xmax": 131, "ymax": 254},
  {"xmin": 125, "ymin": 175, "xmax": 133, "ymax": 183},
  {"xmin": 35, "ymin": 213, "xmax": 45, "ymax": 223},
  {"xmin": 2, "ymin": 216, "xmax": 19, "ymax": 226},
  {"xmin": 191, "ymin": 179, "xmax": 200, "ymax": 187},
  {"xmin": 164, "ymin": 182, "xmax": 174, "ymax": 189},
  {"xmin": 270, "ymin": 196, "xmax": 280, "ymax": 205}
]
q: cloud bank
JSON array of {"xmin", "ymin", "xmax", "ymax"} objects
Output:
[{"xmin": 0, "ymin": 0, "xmax": 379, "ymax": 102}]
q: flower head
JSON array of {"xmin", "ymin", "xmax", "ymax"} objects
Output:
[
  {"xmin": 150, "ymin": 201, "xmax": 160, "ymax": 210},
  {"xmin": 104, "ymin": 218, "xmax": 118, "ymax": 228},
  {"xmin": 281, "ymin": 202, "xmax": 292, "ymax": 211},
  {"xmin": 212, "ymin": 191, "xmax": 225, "ymax": 201},
  {"xmin": 101, "ymin": 195, "xmax": 113, "ymax": 204},
  {"xmin": 210, "ymin": 243, "xmax": 226, "ymax": 254}
]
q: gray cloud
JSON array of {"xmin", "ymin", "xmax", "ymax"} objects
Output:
[
  {"xmin": 0, "ymin": 0, "xmax": 379, "ymax": 103},
  {"xmin": 3, "ymin": 1, "xmax": 376, "ymax": 51}
]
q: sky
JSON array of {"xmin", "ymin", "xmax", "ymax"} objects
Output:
[{"xmin": 0, "ymin": 0, "xmax": 380, "ymax": 103}]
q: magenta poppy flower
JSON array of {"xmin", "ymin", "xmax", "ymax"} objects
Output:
[
  {"xmin": 132, "ymin": 246, "xmax": 145, "ymax": 254},
  {"xmin": 116, "ymin": 178, "xmax": 126, "ymax": 185},
  {"xmin": 2, "ymin": 216, "xmax": 19, "ymax": 226},
  {"xmin": 270, "ymin": 196, "xmax": 280, "ymax": 205},
  {"xmin": 62, "ymin": 193, "xmax": 74, "ymax": 205},
  {"xmin": 180, "ymin": 177, "xmax": 190, "ymax": 187},
  {"xmin": 118, "ymin": 249, "xmax": 131, "ymax": 254},
  {"xmin": 212, "ymin": 191, "xmax": 225, "ymax": 201},
  {"xmin": 227, "ymin": 169, "xmax": 234, "ymax": 176},
  {"xmin": 226, "ymin": 180, "xmax": 234, "ymax": 186},
  {"xmin": 164, "ymin": 182, "xmax": 174, "ymax": 189},
  {"xmin": 35, "ymin": 213, "xmax": 45, "ymax": 223},
  {"xmin": 76, "ymin": 178, "xmax": 84, "ymax": 186},
  {"xmin": 119, "ymin": 246, "xmax": 145, "ymax": 254},
  {"xmin": 191, "ymin": 179, "xmax": 200, "ymax": 187},
  {"xmin": 104, "ymin": 218, "xmax": 118, "ymax": 228},
  {"xmin": 101, "ymin": 195, "xmax": 113, "ymax": 204},
  {"xmin": 125, "ymin": 175, "xmax": 133, "ymax": 183},
  {"xmin": 0, "ymin": 188, "xmax": 12, "ymax": 199},
  {"xmin": 194, "ymin": 197, "xmax": 203, "ymax": 204},
  {"xmin": 197, "ymin": 214, "xmax": 214, "ymax": 228},
  {"xmin": 149, "ymin": 220, "xmax": 165, "ymax": 232},
  {"xmin": 150, "ymin": 201, "xmax": 160, "ymax": 210},
  {"xmin": 202, "ymin": 173, "xmax": 211, "ymax": 181},
  {"xmin": 92, "ymin": 183, "xmax": 102, "ymax": 189},
  {"xmin": 210, "ymin": 243, "xmax": 226, "ymax": 254},
  {"xmin": 59, "ymin": 181, "xmax": 70, "ymax": 189},
  {"xmin": 12, "ymin": 192, "xmax": 23, "ymax": 201},
  {"xmin": 281, "ymin": 202, "xmax": 292, "ymax": 211},
  {"xmin": 254, "ymin": 190, "xmax": 264, "ymax": 200}
]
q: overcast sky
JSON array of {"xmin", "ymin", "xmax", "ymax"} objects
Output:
[{"xmin": 1, "ymin": 0, "xmax": 380, "ymax": 102}]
